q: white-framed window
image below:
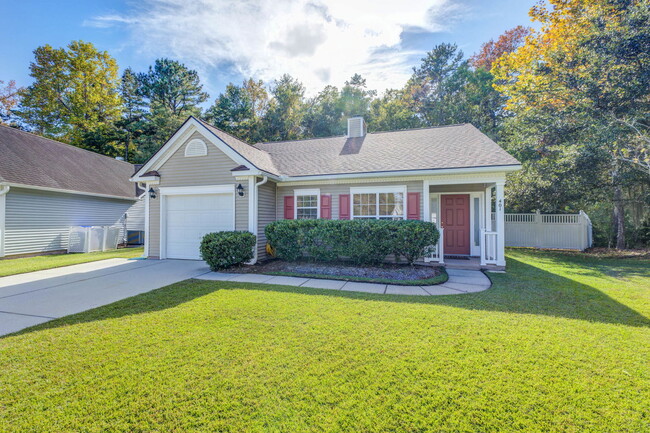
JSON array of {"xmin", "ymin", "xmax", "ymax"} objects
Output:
[
  {"xmin": 350, "ymin": 186, "xmax": 406, "ymax": 220},
  {"xmin": 295, "ymin": 189, "xmax": 320, "ymax": 219}
]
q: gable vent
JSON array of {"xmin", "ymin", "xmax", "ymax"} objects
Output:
[
  {"xmin": 347, "ymin": 116, "xmax": 366, "ymax": 138},
  {"xmin": 184, "ymin": 138, "xmax": 208, "ymax": 157}
]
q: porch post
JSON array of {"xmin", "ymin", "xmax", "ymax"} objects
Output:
[
  {"xmin": 495, "ymin": 181, "xmax": 506, "ymax": 267},
  {"xmin": 143, "ymin": 183, "xmax": 150, "ymax": 258},
  {"xmin": 481, "ymin": 186, "xmax": 491, "ymax": 266},
  {"xmin": 422, "ymin": 180, "xmax": 430, "ymax": 222}
]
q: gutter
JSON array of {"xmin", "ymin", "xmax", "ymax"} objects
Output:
[
  {"xmin": 1, "ymin": 183, "xmax": 135, "ymax": 201},
  {"xmin": 276, "ymin": 164, "xmax": 522, "ymax": 182},
  {"xmin": 0, "ymin": 185, "xmax": 8, "ymax": 258},
  {"xmin": 250, "ymin": 176, "xmax": 268, "ymax": 263}
]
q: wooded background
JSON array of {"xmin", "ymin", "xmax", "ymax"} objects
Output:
[{"xmin": 1, "ymin": 0, "xmax": 648, "ymax": 249}]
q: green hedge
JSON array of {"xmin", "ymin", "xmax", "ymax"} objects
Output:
[
  {"xmin": 200, "ymin": 231, "xmax": 256, "ymax": 271},
  {"xmin": 265, "ymin": 219, "xmax": 439, "ymax": 265}
]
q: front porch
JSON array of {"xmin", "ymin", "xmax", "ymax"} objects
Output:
[
  {"xmin": 421, "ymin": 178, "xmax": 506, "ymax": 270},
  {"xmin": 443, "ymin": 257, "xmax": 504, "ymax": 271}
]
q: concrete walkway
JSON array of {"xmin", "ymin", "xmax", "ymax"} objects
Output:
[
  {"xmin": 196, "ymin": 268, "xmax": 491, "ymax": 296},
  {"xmin": 0, "ymin": 259, "xmax": 210, "ymax": 336},
  {"xmin": 1, "ymin": 260, "xmax": 490, "ymax": 336}
]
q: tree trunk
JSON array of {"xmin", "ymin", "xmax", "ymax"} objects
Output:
[{"xmin": 612, "ymin": 170, "xmax": 626, "ymax": 250}]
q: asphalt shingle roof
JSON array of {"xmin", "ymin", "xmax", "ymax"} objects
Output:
[
  {"xmin": 0, "ymin": 125, "xmax": 138, "ymax": 199},
  {"xmin": 196, "ymin": 119, "xmax": 280, "ymax": 175},
  {"xmin": 253, "ymin": 123, "xmax": 520, "ymax": 177}
]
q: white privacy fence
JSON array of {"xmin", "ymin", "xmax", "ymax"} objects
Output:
[
  {"xmin": 68, "ymin": 226, "xmax": 121, "ymax": 253},
  {"xmin": 503, "ymin": 211, "xmax": 593, "ymax": 251}
]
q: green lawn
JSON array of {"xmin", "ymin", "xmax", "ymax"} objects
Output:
[
  {"xmin": 0, "ymin": 247, "xmax": 144, "ymax": 277},
  {"xmin": 1, "ymin": 249, "xmax": 648, "ymax": 432}
]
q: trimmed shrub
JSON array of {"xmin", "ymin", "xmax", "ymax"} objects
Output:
[
  {"xmin": 265, "ymin": 219, "xmax": 439, "ymax": 265},
  {"xmin": 393, "ymin": 220, "xmax": 440, "ymax": 264},
  {"xmin": 200, "ymin": 231, "xmax": 256, "ymax": 271}
]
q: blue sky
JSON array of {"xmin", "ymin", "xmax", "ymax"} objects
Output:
[{"xmin": 1, "ymin": 0, "xmax": 536, "ymax": 102}]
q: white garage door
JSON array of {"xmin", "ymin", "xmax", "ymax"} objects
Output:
[{"xmin": 165, "ymin": 193, "xmax": 234, "ymax": 259}]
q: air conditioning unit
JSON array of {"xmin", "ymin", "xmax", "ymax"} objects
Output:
[{"xmin": 127, "ymin": 230, "xmax": 145, "ymax": 245}]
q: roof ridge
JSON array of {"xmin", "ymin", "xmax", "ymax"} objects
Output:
[
  {"xmin": 0, "ymin": 123, "xmax": 134, "ymax": 167},
  {"xmin": 254, "ymin": 123, "xmax": 473, "ymax": 146},
  {"xmin": 255, "ymin": 134, "xmax": 347, "ymax": 146},
  {"xmin": 367, "ymin": 123, "xmax": 472, "ymax": 135}
]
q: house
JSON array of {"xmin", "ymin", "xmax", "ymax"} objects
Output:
[
  {"xmin": 0, "ymin": 125, "xmax": 144, "ymax": 257},
  {"xmin": 131, "ymin": 116, "xmax": 521, "ymax": 268}
]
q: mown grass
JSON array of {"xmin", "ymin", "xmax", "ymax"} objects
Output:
[
  {"xmin": 0, "ymin": 249, "xmax": 648, "ymax": 432},
  {"xmin": 0, "ymin": 247, "xmax": 144, "ymax": 277}
]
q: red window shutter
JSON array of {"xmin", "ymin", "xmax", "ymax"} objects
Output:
[
  {"xmin": 284, "ymin": 196, "xmax": 294, "ymax": 219},
  {"xmin": 407, "ymin": 192, "xmax": 420, "ymax": 220},
  {"xmin": 339, "ymin": 194, "xmax": 350, "ymax": 220},
  {"xmin": 320, "ymin": 194, "xmax": 332, "ymax": 219}
]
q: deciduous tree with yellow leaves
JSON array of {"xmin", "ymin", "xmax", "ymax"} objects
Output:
[{"xmin": 493, "ymin": 0, "xmax": 650, "ymax": 249}]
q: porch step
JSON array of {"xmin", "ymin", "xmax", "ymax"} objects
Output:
[{"xmin": 443, "ymin": 258, "xmax": 505, "ymax": 272}]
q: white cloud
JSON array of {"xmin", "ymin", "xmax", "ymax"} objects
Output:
[{"xmin": 88, "ymin": 0, "xmax": 461, "ymax": 94}]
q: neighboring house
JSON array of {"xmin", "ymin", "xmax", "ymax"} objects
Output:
[
  {"xmin": 131, "ymin": 116, "xmax": 521, "ymax": 268},
  {"xmin": 0, "ymin": 125, "xmax": 144, "ymax": 257}
]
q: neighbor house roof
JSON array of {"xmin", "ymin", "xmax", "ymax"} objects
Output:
[
  {"xmin": 253, "ymin": 124, "xmax": 520, "ymax": 177},
  {"xmin": 0, "ymin": 125, "xmax": 138, "ymax": 199}
]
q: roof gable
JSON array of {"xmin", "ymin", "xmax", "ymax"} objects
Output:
[
  {"xmin": 133, "ymin": 117, "xmax": 279, "ymax": 180},
  {"xmin": 133, "ymin": 117, "xmax": 520, "ymax": 181}
]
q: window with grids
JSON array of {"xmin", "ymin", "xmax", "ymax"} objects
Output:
[
  {"xmin": 296, "ymin": 194, "xmax": 319, "ymax": 219},
  {"xmin": 352, "ymin": 190, "xmax": 405, "ymax": 220}
]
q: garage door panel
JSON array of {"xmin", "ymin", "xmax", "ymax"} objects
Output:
[{"xmin": 165, "ymin": 193, "xmax": 234, "ymax": 260}]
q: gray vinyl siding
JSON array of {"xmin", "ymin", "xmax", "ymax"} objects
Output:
[
  {"xmin": 125, "ymin": 198, "xmax": 145, "ymax": 231},
  {"xmin": 148, "ymin": 131, "xmax": 249, "ymax": 258},
  {"xmin": 257, "ymin": 180, "xmax": 276, "ymax": 259},
  {"xmin": 4, "ymin": 187, "xmax": 135, "ymax": 256},
  {"xmin": 276, "ymin": 180, "xmax": 424, "ymax": 221}
]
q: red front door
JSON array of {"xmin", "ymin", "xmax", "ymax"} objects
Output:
[{"xmin": 441, "ymin": 194, "xmax": 470, "ymax": 255}]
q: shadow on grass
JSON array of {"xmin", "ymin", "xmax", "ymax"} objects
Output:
[{"xmin": 6, "ymin": 255, "xmax": 650, "ymax": 338}]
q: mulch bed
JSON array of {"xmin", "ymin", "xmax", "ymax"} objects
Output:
[{"xmin": 231, "ymin": 259, "xmax": 443, "ymax": 281}]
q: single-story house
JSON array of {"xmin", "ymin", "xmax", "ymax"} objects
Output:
[
  {"xmin": 0, "ymin": 124, "xmax": 144, "ymax": 257},
  {"xmin": 131, "ymin": 116, "xmax": 521, "ymax": 268}
]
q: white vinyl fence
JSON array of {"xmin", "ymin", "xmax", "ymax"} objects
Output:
[{"xmin": 502, "ymin": 210, "xmax": 593, "ymax": 251}]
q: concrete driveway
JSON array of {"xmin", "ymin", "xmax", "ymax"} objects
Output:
[{"xmin": 0, "ymin": 259, "xmax": 210, "ymax": 336}]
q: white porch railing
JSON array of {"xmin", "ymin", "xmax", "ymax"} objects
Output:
[
  {"xmin": 481, "ymin": 230, "xmax": 498, "ymax": 265},
  {"xmin": 424, "ymin": 227, "xmax": 444, "ymax": 263}
]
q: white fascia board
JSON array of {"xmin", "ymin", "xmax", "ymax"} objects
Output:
[
  {"xmin": 132, "ymin": 118, "xmax": 197, "ymax": 180},
  {"xmin": 277, "ymin": 165, "xmax": 521, "ymax": 184},
  {"xmin": 231, "ymin": 169, "xmax": 281, "ymax": 181},
  {"xmin": 4, "ymin": 182, "xmax": 137, "ymax": 201},
  {"xmin": 277, "ymin": 167, "xmax": 518, "ymax": 187},
  {"xmin": 132, "ymin": 117, "xmax": 277, "ymax": 182},
  {"xmin": 131, "ymin": 176, "xmax": 160, "ymax": 183}
]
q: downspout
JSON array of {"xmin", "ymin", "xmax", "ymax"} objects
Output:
[
  {"xmin": 251, "ymin": 176, "xmax": 268, "ymax": 263},
  {"xmin": 0, "ymin": 185, "xmax": 10, "ymax": 258}
]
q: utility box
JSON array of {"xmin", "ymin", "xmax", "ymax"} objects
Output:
[{"xmin": 127, "ymin": 230, "xmax": 145, "ymax": 245}]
